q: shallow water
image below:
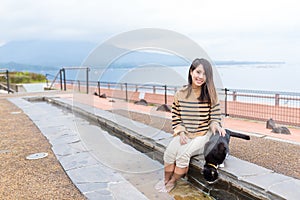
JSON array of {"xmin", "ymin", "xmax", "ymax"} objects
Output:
[{"xmin": 170, "ymin": 180, "xmax": 213, "ymax": 200}]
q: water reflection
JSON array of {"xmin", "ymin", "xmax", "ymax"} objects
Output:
[{"xmin": 170, "ymin": 180, "xmax": 213, "ymax": 200}]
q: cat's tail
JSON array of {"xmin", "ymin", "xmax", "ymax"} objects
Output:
[{"xmin": 225, "ymin": 129, "xmax": 250, "ymax": 140}]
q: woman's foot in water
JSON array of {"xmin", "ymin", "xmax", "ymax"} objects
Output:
[
  {"xmin": 155, "ymin": 179, "xmax": 176, "ymax": 193},
  {"xmin": 164, "ymin": 180, "xmax": 176, "ymax": 192}
]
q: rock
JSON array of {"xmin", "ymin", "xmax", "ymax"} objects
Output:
[
  {"xmin": 268, "ymin": 118, "xmax": 291, "ymax": 134},
  {"xmin": 272, "ymin": 126, "xmax": 291, "ymax": 134},
  {"xmin": 266, "ymin": 118, "xmax": 276, "ymax": 129},
  {"xmin": 280, "ymin": 127, "xmax": 291, "ymax": 134},
  {"xmin": 93, "ymin": 92, "xmax": 99, "ymax": 96},
  {"xmin": 156, "ymin": 104, "xmax": 171, "ymax": 112},
  {"xmin": 134, "ymin": 99, "xmax": 148, "ymax": 106},
  {"xmin": 99, "ymin": 93, "xmax": 107, "ymax": 98}
]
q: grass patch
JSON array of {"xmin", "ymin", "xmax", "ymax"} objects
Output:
[{"xmin": 0, "ymin": 71, "xmax": 47, "ymax": 84}]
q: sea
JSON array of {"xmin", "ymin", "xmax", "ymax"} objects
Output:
[
  {"xmin": 215, "ymin": 63, "xmax": 300, "ymax": 93},
  {"xmin": 41, "ymin": 62, "xmax": 300, "ymax": 94}
]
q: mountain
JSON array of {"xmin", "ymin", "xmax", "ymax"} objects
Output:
[
  {"xmin": 0, "ymin": 40, "xmax": 284, "ymax": 73},
  {"xmin": 95, "ymin": 49, "xmax": 190, "ymax": 68},
  {"xmin": 214, "ymin": 60, "xmax": 285, "ymax": 65},
  {"xmin": 0, "ymin": 40, "xmax": 190, "ymax": 71},
  {"xmin": 0, "ymin": 61, "xmax": 58, "ymax": 72}
]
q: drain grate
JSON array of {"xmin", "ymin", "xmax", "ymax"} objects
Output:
[{"xmin": 26, "ymin": 152, "xmax": 48, "ymax": 160}]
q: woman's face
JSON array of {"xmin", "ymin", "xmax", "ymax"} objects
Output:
[{"xmin": 190, "ymin": 64, "xmax": 206, "ymax": 88}]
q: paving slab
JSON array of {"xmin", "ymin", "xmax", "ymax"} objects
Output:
[
  {"xmin": 76, "ymin": 182, "xmax": 108, "ymax": 194},
  {"xmin": 49, "ymin": 134, "xmax": 81, "ymax": 145},
  {"xmin": 51, "ymin": 141, "xmax": 85, "ymax": 156},
  {"xmin": 38, "ymin": 125, "xmax": 76, "ymax": 138},
  {"xmin": 58, "ymin": 151, "xmax": 99, "ymax": 171},
  {"xmin": 223, "ymin": 156, "xmax": 273, "ymax": 178},
  {"xmin": 267, "ymin": 178, "xmax": 300, "ymax": 200},
  {"xmin": 84, "ymin": 190, "xmax": 114, "ymax": 200},
  {"xmin": 242, "ymin": 172, "xmax": 290, "ymax": 190},
  {"xmin": 242, "ymin": 172, "xmax": 295, "ymax": 199},
  {"xmin": 109, "ymin": 181, "xmax": 148, "ymax": 200},
  {"xmin": 66, "ymin": 164, "xmax": 123, "ymax": 183}
]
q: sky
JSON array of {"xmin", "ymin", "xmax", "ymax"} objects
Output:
[{"xmin": 0, "ymin": 0, "xmax": 299, "ymax": 64}]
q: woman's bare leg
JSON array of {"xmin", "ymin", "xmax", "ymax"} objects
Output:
[
  {"xmin": 165, "ymin": 166, "xmax": 188, "ymax": 192},
  {"xmin": 164, "ymin": 163, "xmax": 175, "ymax": 184}
]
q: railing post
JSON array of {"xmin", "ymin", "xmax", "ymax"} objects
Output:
[
  {"xmin": 125, "ymin": 83, "xmax": 128, "ymax": 102},
  {"xmin": 275, "ymin": 94, "xmax": 280, "ymax": 106},
  {"xmin": 225, "ymin": 88, "xmax": 229, "ymax": 116},
  {"xmin": 98, "ymin": 81, "xmax": 101, "ymax": 97},
  {"xmin": 6, "ymin": 70, "xmax": 10, "ymax": 94},
  {"xmin": 153, "ymin": 86, "xmax": 156, "ymax": 94},
  {"xmin": 164, "ymin": 85, "xmax": 167, "ymax": 105},
  {"xmin": 86, "ymin": 68, "xmax": 89, "ymax": 94},
  {"xmin": 59, "ymin": 69, "xmax": 63, "ymax": 91},
  {"xmin": 78, "ymin": 80, "xmax": 80, "ymax": 92},
  {"xmin": 46, "ymin": 74, "xmax": 49, "ymax": 87},
  {"xmin": 62, "ymin": 68, "xmax": 66, "ymax": 91},
  {"xmin": 135, "ymin": 85, "xmax": 138, "ymax": 92},
  {"xmin": 233, "ymin": 91, "xmax": 237, "ymax": 101}
]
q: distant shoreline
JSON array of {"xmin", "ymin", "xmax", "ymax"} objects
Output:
[
  {"xmin": 0, "ymin": 60, "xmax": 285, "ymax": 72},
  {"xmin": 214, "ymin": 60, "xmax": 285, "ymax": 65}
]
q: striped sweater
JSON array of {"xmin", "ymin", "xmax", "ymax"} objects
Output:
[{"xmin": 172, "ymin": 86, "xmax": 222, "ymax": 138}]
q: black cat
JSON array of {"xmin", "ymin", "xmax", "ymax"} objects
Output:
[{"xmin": 202, "ymin": 129, "xmax": 250, "ymax": 184}]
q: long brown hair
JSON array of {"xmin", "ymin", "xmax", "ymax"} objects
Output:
[{"xmin": 186, "ymin": 58, "xmax": 218, "ymax": 105}]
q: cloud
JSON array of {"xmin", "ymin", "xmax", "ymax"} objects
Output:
[
  {"xmin": 0, "ymin": 0, "xmax": 299, "ymax": 62},
  {"xmin": 1, "ymin": 0, "xmax": 298, "ymax": 39}
]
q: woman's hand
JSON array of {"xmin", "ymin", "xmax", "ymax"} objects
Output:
[
  {"xmin": 210, "ymin": 123, "xmax": 226, "ymax": 137},
  {"xmin": 179, "ymin": 131, "xmax": 189, "ymax": 145}
]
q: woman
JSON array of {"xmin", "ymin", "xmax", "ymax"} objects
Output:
[{"xmin": 158, "ymin": 58, "xmax": 226, "ymax": 192}]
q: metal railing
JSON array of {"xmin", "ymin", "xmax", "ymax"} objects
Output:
[
  {"xmin": 0, "ymin": 69, "xmax": 12, "ymax": 94},
  {"xmin": 47, "ymin": 72, "xmax": 300, "ymax": 127},
  {"xmin": 222, "ymin": 88, "xmax": 300, "ymax": 126},
  {"xmin": 93, "ymin": 81, "xmax": 177, "ymax": 104}
]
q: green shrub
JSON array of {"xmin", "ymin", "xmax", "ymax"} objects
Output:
[{"xmin": 0, "ymin": 71, "xmax": 47, "ymax": 84}]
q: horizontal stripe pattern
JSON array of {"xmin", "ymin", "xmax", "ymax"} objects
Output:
[{"xmin": 172, "ymin": 88, "xmax": 221, "ymax": 137}]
